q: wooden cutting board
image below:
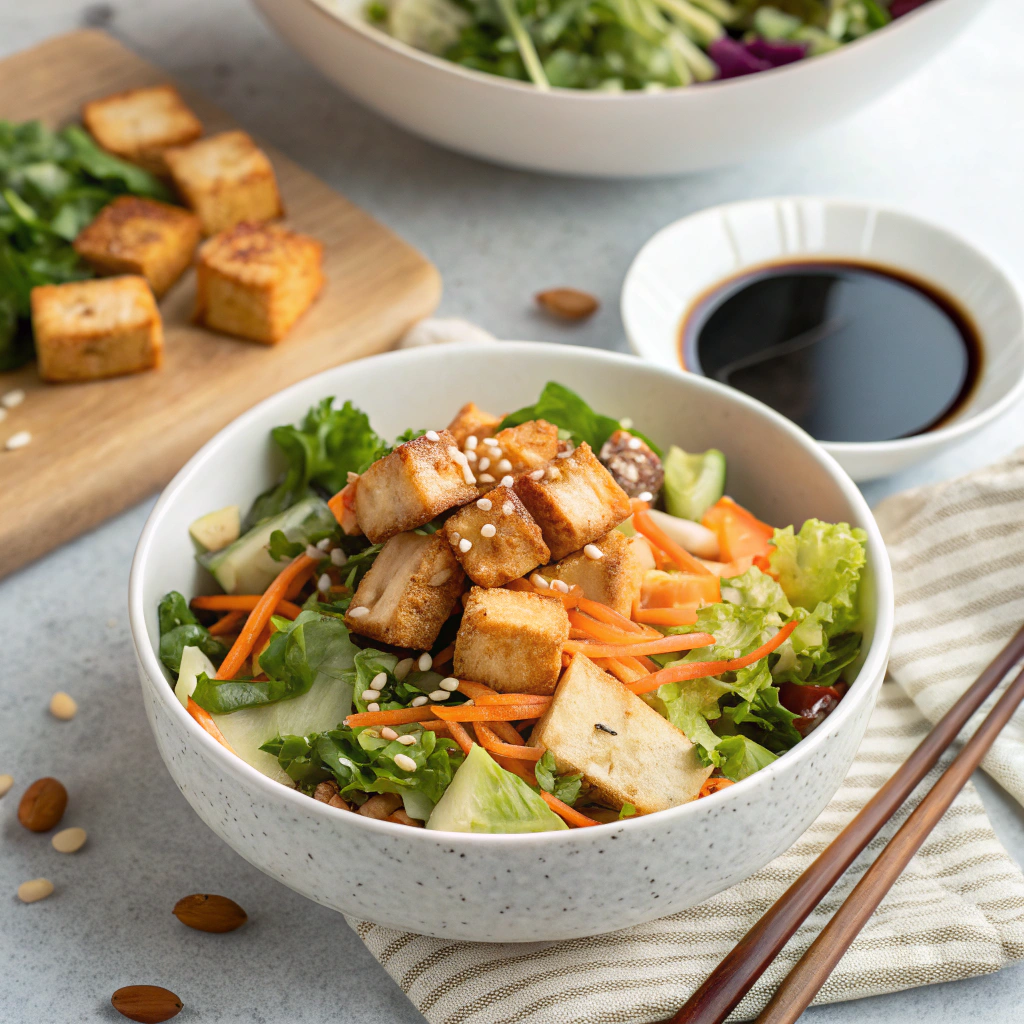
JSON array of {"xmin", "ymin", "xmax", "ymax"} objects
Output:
[{"xmin": 0, "ymin": 30, "xmax": 441, "ymax": 579}]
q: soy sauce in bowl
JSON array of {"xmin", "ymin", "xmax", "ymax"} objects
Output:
[{"xmin": 680, "ymin": 260, "xmax": 983, "ymax": 444}]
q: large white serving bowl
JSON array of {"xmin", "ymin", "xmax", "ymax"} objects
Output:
[
  {"xmin": 253, "ymin": 0, "xmax": 989, "ymax": 177},
  {"xmin": 129, "ymin": 342, "xmax": 894, "ymax": 942},
  {"xmin": 623, "ymin": 197, "xmax": 1024, "ymax": 481}
]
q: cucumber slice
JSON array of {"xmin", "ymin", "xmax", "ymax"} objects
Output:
[
  {"xmin": 189, "ymin": 505, "xmax": 241, "ymax": 553},
  {"xmin": 198, "ymin": 496, "xmax": 336, "ymax": 594},
  {"xmin": 661, "ymin": 446, "xmax": 727, "ymax": 521}
]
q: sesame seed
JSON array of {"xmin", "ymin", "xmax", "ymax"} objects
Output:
[
  {"xmin": 461, "ymin": 464, "xmax": 477, "ymax": 486},
  {"xmin": 530, "ymin": 573, "xmax": 550, "ymax": 590},
  {"xmin": 306, "ymin": 544, "xmax": 322, "ymax": 560},
  {"xmin": 496, "ymin": 459, "xmax": 512, "ymax": 473},
  {"xmin": 490, "ymin": 447, "xmax": 503, "ymax": 459},
  {"xmin": 480, "ymin": 523, "xmax": 496, "ymax": 538},
  {"xmin": 627, "ymin": 437, "xmax": 642, "ymax": 450},
  {"xmin": 428, "ymin": 569, "xmax": 451, "ymax": 586},
  {"xmin": 318, "ymin": 573, "xmax": 332, "ymax": 592},
  {"xmin": 439, "ymin": 677, "xmax": 460, "ymax": 691},
  {"xmin": 395, "ymin": 658, "xmax": 414, "ymax": 679},
  {"xmin": 529, "ymin": 469, "xmax": 544, "ymax": 480},
  {"xmin": 465, "ymin": 435, "xmax": 478, "ymax": 450},
  {"xmin": 476, "ymin": 497, "xmax": 492, "ymax": 511},
  {"xmin": 331, "ymin": 548, "xmax": 348, "ymax": 567},
  {"xmin": 366, "ymin": 702, "xmax": 380, "ymax": 712},
  {"xmin": 348, "ymin": 606, "xmax": 370, "ymax": 618},
  {"xmin": 459, "ymin": 538, "xmax": 473, "ymax": 553},
  {"xmin": 1, "ymin": 389, "xmax": 25, "ymax": 409},
  {"xmin": 347, "ymin": 471, "xmax": 360, "ymax": 484},
  {"xmin": 411, "ymin": 695, "xmax": 429, "ymax": 707},
  {"xmin": 479, "ymin": 473, "xmax": 495, "ymax": 483},
  {"xmin": 418, "ymin": 652, "xmax": 433, "ymax": 672},
  {"xmin": 619, "ymin": 417, "xmax": 634, "ymax": 429},
  {"xmin": 551, "ymin": 579, "xmax": 570, "ymax": 594},
  {"xmin": 317, "ymin": 537, "xmax": 333, "ymax": 551},
  {"xmin": 451, "ymin": 531, "xmax": 461, "ymax": 542},
  {"xmin": 381, "ymin": 727, "xmax": 399, "ymax": 741},
  {"xmin": 395, "ymin": 753, "xmax": 417, "ymax": 772},
  {"xmin": 502, "ymin": 501, "xmax": 514, "ymax": 515},
  {"xmin": 556, "ymin": 448, "xmax": 573, "ymax": 458},
  {"xmin": 500, "ymin": 475, "xmax": 514, "ymax": 487},
  {"xmin": 585, "ymin": 544, "xmax": 604, "ymax": 560},
  {"xmin": 483, "ymin": 437, "xmax": 498, "ymax": 447},
  {"xmin": 429, "ymin": 689, "xmax": 450, "ymax": 701},
  {"xmin": 478, "ymin": 457, "xmax": 491, "ymax": 471},
  {"xmin": 546, "ymin": 466, "xmax": 561, "ymax": 480},
  {"xmin": 397, "ymin": 734, "xmax": 417, "ymax": 746},
  {"xmin": 425, "ymin": 430, "xmax": 440, "ymax": 441},
  {"xmin": 361, "ymin": 689, "xmax": 381, "ymax": 701},
  {"xmin": 465, "ymin": 449, "xmax": 477, "ymax": 462},
  {"xmin": 371, "ymin": 672, "xmax": 387, "ymax": 689},
  {"xmin": 5, "ymin": 431, "xmax": 30, "ymax": 451},
  {"xmin": 447, "ymin": 445, "xmax": 461, "ymax": 459},
  {"xmin": 637, "ymin": 491, "xmax": 653, "ymax": 503}
]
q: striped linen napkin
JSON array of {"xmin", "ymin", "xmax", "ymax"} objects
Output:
[{"xmin": 349, "ymin": 451, "xmax": 1024, "ymax": 1023}]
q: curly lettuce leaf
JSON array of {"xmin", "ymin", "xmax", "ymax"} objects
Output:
[
  {"xmin": 156, "ymin": 591, "xmax": 227, "ymax": 674},
  {"xmin": 534, "ymin": 749, "xmax": 583, "ymax": 806},
  {"xmin": 715, "ymin": 735, "xmax": 778, "ymax": 782}
]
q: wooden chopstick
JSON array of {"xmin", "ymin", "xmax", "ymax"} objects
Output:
[
  {"xmin": 669, "ymin": 622, "xmax": 1024, "ymax": 1024},
  {"xmin": 755, "ymin": 658, "xmax": 1024, "ymax": 1023}
]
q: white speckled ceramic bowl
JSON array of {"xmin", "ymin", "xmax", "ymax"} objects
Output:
[{"xmin": 129, "ymin": 342, "xmax": 894, "ymax": 942}]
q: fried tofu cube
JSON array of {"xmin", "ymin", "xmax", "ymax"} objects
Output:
[
  {"xmin": 454, "ymin": 587, "xmax": 569, "ymax": 695},
  {"xmin": 344, "ymin": 532, "xmax": 464, "ymax": 649},
  {"xmin": 164, "ymin": 130, "xmax": 283, "ymax": 235},
  {"xmin": 30, "ymin": 276, "xmax": 163, "ymax": 382},
  {"xmin": 194, "ymin": 222, "xmax": 323, "ymax": 343},
  {"xmin": 443, "ymin": 486, "xmax": 550, "ymax": 588},
  {"xmin": 491, "ymin": 419, "xmax": 560, "ymax": 474},
  {"xmin": 447, "ymin": 402, "xmax": 502, "ymax": 447},
  {"xmin": 549, "ymin": 530, "xmax": 644, "ymax": 616},
  {"xmin": 82, "ymin": 85, "xmax": 202, "ymax": 175},
  {"xmin": 513, "ymin": 442, "xmax": 631, "ymax": 561},
  {"xmin": 73, "ymin": 196, "xmax": 201, "ymax": 297},
  {"xmin": 355, "ymin": 429, "xmax": 479, "ymax": 544},
  {"xmin": 531, "ymin": 655, "xmax": 711, "ymax": 814}
]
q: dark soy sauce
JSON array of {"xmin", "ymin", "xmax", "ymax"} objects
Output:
[{"xmin": 680, "ymin": 260, "xmax": 982, "ymax": 443}]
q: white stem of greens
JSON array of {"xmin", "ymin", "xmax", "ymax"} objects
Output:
[
  {"xmin": 651, "ymin": 0, "xmax": 724, "ymax": 46},
  {"xmin": 669, "ymin": 27, "xmax": 717, "ymax": 81},
  {"xmin": 494, "ymin": 0, "xmax": 551, "ymax": 90},
  {"xmin": 686, "ymin": 0, "xmax": 736, "ymax": 24}
]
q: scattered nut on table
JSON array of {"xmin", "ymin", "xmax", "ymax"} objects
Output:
[
  {"xmin": 0, "ymin": 774, "xmax": 13, "ymax": 798},
  {"xmin": 17, "ymin": 777, "xmax": 68, "ymax": 832},
  {"xmin": 535, "ymin": 287, "xmax": 600, "ymax": 321},
  {"xmin": 49, "ymin": 691, "xmax": 78, "ymax": 720},
  {"xmin": 52, "ymin": 826, "xmax": 87, "ymax": 854},
  {"xmin": 172, "ymin": 893, "xmax": 248, "ymax": 933},
  {"xmin": 111, "ymin": 985, "xmax": 183, "ymax": 1023},
  {"xmin": 17, "ymin": 878, "xmax": 54, "ymax": 903}
]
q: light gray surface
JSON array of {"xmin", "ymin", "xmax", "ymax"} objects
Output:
[{"xmin": 2, "ymin": 0, "xmax": 1024, "ymax": 1020}]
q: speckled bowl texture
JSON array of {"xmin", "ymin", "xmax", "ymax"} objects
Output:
[{"xmin": 130, "ymin": 342, "xmax": 894, "ymax": 942}]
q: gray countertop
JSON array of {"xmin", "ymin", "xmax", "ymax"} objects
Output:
[{"xmin": 3, "ymin": 1, "xmax": 1024, "ymax": 1020}]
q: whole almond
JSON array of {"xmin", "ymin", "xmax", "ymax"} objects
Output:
[
  {"xmin": 17, "ymin": 777, "xmax": 67, "ymax": 832},
  {"xmin": 111, "ymin": 986, "xmax": 183, "ymax": 1023},
  {"xmin": 536, "ymin": 287, "xmax": 599, "ymax": 321},
  {"xmin": 172, "ymin": 893, "xmax": 247, "ymax": 933}
]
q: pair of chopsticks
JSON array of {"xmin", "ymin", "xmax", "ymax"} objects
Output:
[{"xmin": 666, "ymin": 622, "xmax": 1024, "ymax": 1024}]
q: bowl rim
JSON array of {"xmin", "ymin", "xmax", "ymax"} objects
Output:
[
  {"xmin": 129, "ymin": 340, "xmax": 895, "ymax": 846},
  {"xmin": 292, "ymin": 0, "xmax": 958, "ymax": 101},
  {"xmin": 621, "ymin": 194, "xmax": 1024, "ymax": 457}
]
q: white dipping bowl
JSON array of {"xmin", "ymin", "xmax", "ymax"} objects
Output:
[
  {"xmin": 253, "ymin": 0, "xmax": 989, "ymax": 177},
  {"xmin": 129, "ymin": 342, "xmax": 893, "ymax": 942},
  {"xmin": 623, "ymin": 197, "xmax": 1024, "ymax": 482}
]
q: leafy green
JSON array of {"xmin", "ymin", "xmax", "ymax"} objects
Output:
[
  {"xmin": 156, "ymin": 592, "xmax": 228, "ymax": 674},
  {"xmin": 661, "ymin": 446, "xmax": 726, "ymax": 520},
  {"xmin": 715, "ymin": 735, "xmax": 777, "ymax": 781},
  {"xmin": 534, "ymin": 750, "xmax": 582, "ymax": 806},
  {"xmin": 0, "ymin": 119, "xmax": 172, "ymax": 369},
  {"xmin": 721, "ymin": 685, "xmax": 802, "ymax": 753},
  {"xmin": 720, "ymin": 566, "xmax": 792, "ymax": 616},
  {"xmin": 619, "ymin": 803, "xmax": 637, "ymax": 819}
]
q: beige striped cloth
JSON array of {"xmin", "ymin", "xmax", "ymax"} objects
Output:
[{"xmin": 350, "ymin": 452, "xmax": 1024, "ymax": 1022}]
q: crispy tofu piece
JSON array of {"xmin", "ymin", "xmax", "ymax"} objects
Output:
[
  {"xmin": 447, "ymin": 402, "xmax": 502, "ymax": 447},
  {"xmin": 454, "ymin": 587, "xmax": 569, "ymax": 695},
  {"xmin": 491, "ymin": 419, "xmax": 560, "ymax": 474},
  {"xmin": 82, "ymin": 85, "xmax": 202, "ymax": 175},
  {"xmin": 355, "ymin": 429, "xmax": 478, "ymax": 544},
  {"xmin": 344, "ymin": 532, "xmax": 464, "ymax": 649},
  {"xmin": 164, "ymin": 130, "xmax": 283, "ymax": 235},
  {"xmin": 73, "ymin": 196, "xmax": 201, "ymax": 297},
  {"xmin": 549, "ymin": 530, "xmax": 644, "ymax": 616},
  {"xmin": 443, "ymin": 486, "xmax": 550, "ymax": 588},
  {"xmin": 531, "ymin": 655, "xmax": 712, "ymax": 814},
  {"xmin": 30, "ymin": 276, "xmax": 163, "ymax": 382},
  {"xmin": 194, "ymin": 222, "xmax": 323, "ymax": 343},
  {"xmin": 513, "ymin": 442, "xmax": 631, "ymax": 561}
]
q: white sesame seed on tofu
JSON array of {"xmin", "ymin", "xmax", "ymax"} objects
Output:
[
  {"xmin": 348, "ymin": 606, "xmax": 370, "ymax": 618},
  {"xmin": 439, "ymin": 677, "xmax": 460, "ymax": 691},
  {"xmin": 459, "ymin": 538, "xmax": 473, "ymax": 553},
  {"xmin": 397, "ymin": 734, "xmax": 417, "ymax": 746},
  {"xmin": 530, "ymin": 573, "xmax": 550, "ymax": 590},
  {"xmin": 627, "ymin": 436, "xmax": 643, "ymax": 450},
  {"xmin": 638, "ymin": 490, "xmax": 653, "ymax": 503},
  {"xmin": 551, "ymin": 579, "xmax": 570, "ymax": 594},
  {"xmin": 465, "ymin": 435, "xmax": 478, "ymax": 450},
  {"xmin": 476, "ymin": 497, "xmax": 492, "ymax": 511},
  {"xmin": 483, "ymin": 437, "xmax": 498, "ymax": 447},
  {"xmin": 381, "ymin": 727, "xmax": 399, "ymax": 741},
  {"xmin": 361, "ymin": 688, "xmax": 381, "ymax": 701},
  {"xmin": 529, "ymin": 469, "xmax": 544, "ymax": 480},
  {"xmin": 556, "ymin": 448, "xmax": 573, "ymax": 458},
  {"xmin": 5, "ymin": 431, "xmax": 31, "ymax": 451},
  {"xmin": 478, "ymin": 456, "xmax": 491, "ymax": 471},
  {"xmin": 366, "ymin": 702, "xmax": 380, "ymax": 712},
  {"xmin": 478, "ymin": 473, "xmax": 495, "ymax": 483},
  {"xmin": 306, "ymin": 544, "xmax": 322, "ymax": 560},
  {"xmin": 395, "ymin": 753, "xmax": 418, "ymax": 772},
  {"xmin": 1, "ymin": 389, "xmax": 25, "ymax": 409},
  {"xmin": 480, "ymin": 523, "xmax": 496, "ymax": 538},
  {"xmin": 417, "ymin": 652, "xmax": 433, "ymax": 672},
  {"xmin": 331, "ymin": 548, "xmax": 348, "ymax": 567},
  {"xmin": 585, "ymin": 544, "xmax": 605, "ymax": 560},
  {"xmin": 317, "ymin": 537, "xmax": 333, "ymax": 551},
  {"xmin": 501, "ymin": 501, "xmax": 514, "ymax": 515},
  {"xmin": 465, "ymin": 449, "xmax": 477, "ymax": 462},
  {"xmin": 496, "ymin": 459, "xmax": 512, "ymax": 474},
  {"xmin": 318, "ymin": 573, "xmax": 332, "ymax": 592},
  {"xmin": 500, "ymin": 475, "xmax": 514, "ymax": 487},
  {"xmin": 411, "ymin": 695, "xmax": 429, "ymax": 707},
  {"xmin": 490, "ymin": 447, "xmax": 504, "ymax": 459},
  {"xmin": 371, "ymin": 672, "xmax": 387, "ymax": 689},
  {"xmin": 429, "ymin": 689, "xmax": 450, "ymax": 701},
  {"xmin": 425, "ymin": 429, "xmax": 440, "ymax": 441}
]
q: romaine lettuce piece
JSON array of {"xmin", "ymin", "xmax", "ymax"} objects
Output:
[{"xmin": 157, "ymin": 591, "xmax": 227, "ymax": 674}]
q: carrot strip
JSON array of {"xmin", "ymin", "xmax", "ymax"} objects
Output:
[
  {"xmin": 191, "ymin": 595, "xmax": 302, "ymax": 618},
  {"xmin": 473, "ymin": 693, "xmax": 552, "ymax": 706},
  {"xmin": 699, "ymin": 777, "xmax": 736, "ymax": 798},
  {"xmin": 217, "ymin": 555, "xmax": 317, "ymax": 680},
  {"xmin": 540, "ymin": 791, "xmax": 600, "ymax": 827},
  {"xmin": 596, "ymin": 658, "xmax": 646, "ymax": 684},
  {"xmin": 446, "ymin": 718, "xmax": 475, "ymax": 755},
  {"xmin": 568, "ymin": 609, "xmax": 663, "ymax": 644},
  {"xmin": 577, "ymin": 597, "xmax": 650, "ymax": 635},
  {"xmin": 186, "ymin": 697, "xmax": 236, "ymax": 753},
  {"xmin": 475, "ymin": 722, "xmax": 544, "ymax": 761},
  {"xmin": 492, "ymin": 752, "xmax": 538, "ymax": 784},
  {"xmin": 561, "ymin": 652, "xmax": 572, "ymax": 668},
  {"xmin": 489, "ymin": 720, "xmax": 527, "ymax": 745},
  {"xmin": 457, "ymin": 679, "xmax": 499, "ymax": 699},
  {"xmin": 627, "ymin": 620, "xmax": 798, "ymax": 695},
  {"xmin": 431, "ymin": 703, "xmax": 550, "ymax": 723},
  {"xmin": 346, "ymin": 707, "xmax": 439, "ymax": 727},
  {"xmin": 634, "ymin": 606, "xmax": 700, "ymax": 626},
  {"xmin": 208, "ymin": 610, "xmax": 245, "ymax": 636},
  {"xmin": 562, "ymin": 631, "xmax": 716, "ymax": 658},
  {"xmin": 432, "ymin": 643, "xmax": 455, "ymax": 670},
  {"xmin": 618, "ymin": 654, "xmax": 659, "ymax": 676},
  {"xmin": 632, "ymin": 504, "xmax": 713, "ymax": 576},
  {"xmin": 569, "ymin": 627, "xmax": 593, "ymax": 640}
]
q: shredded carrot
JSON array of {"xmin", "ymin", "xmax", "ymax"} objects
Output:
[
  {"xmin": 699, "ymin": 777, "xmax": 735, "ymax": 798},
  {"xmin": 346, "ymin": 707, "xmax": 439, "ymax": 727},
  {"xmin": 473, "ymin": 693, "xmax": 551, "ymax": 706},
  {"xmin": 568, "ymin": 609, "xmax": 662, "ymax": 644},
  {"xmin": 488, "ymin": 720, "xmax": 527, "ymax": 745},
  {"xmin": 561, "ymin": 652, "xmax": 572, "ymax": 668},
  {"xmin": 633, "ymin": 606, "xmax": 700, "ymax": 627},
  {"xmin": 702, "ymin": 496, "xmax": 774, "ymax": 563},
  {"xmin": 432, "ymin": 643, "xmax": 455, "ymax": 670},
  {"xmin": 627, "ymin": 620, "xmax": 798, "ymax": 696},
  {"xmin": 596, "ymin": 658, "xmax": 646, "ymax": 684},
  {"xmin": 328, "ymin": 481, "xmax": 361, "ymax": 535},
  {"xmin": 492, "ymin": 751, "xmax": 538, "ymax": 784},
  {"xmin": 208, "ymin": 610, "xmax": 245, "ymax": 636},
  {"xmin": 186, "ymin": 697, "xmax": 235, "ymax": 753},
  {"xmin": 475, "ymin": 722, "xmax": 544, "ymax": 761},
  {"xmin": 618, "ymin": 654, "xmax": 659, "ymax": 676},
  {"xmin": 216, "ymin": 555, "xmax": 317, "ymax": 680},
  {"xmin": 569, "ymin": 627, "xmax": 592, "ymax": 640},
  {"xmin": 632, "ymin": 503, "xmax": 714, "ymax": 576},
  {"xmin": 191, "ymin": 594, "xmax": 302, "ymax": 619},
  {"xmin": 562, "ymin": 631, "xmax": 716, "ymax": 658},
  {"xmin": 577, "ymin": 597, "xmax": 650, "ymax": 635},
  {"xmin": 431, "ymin": 703, "xmax": 550, "ymax": 723},
  {"xmin": 445, "ymin": 718, "xmax": 475, "ymax": 755},
  {"xmin": 505, "ymin": 575, "xmax": 583, "ymax": 608},
  {"xmin": 540, "ymin": 790, "xmax": 600, "ymax": 827},
  {"xmin": 457, "ymin": 679, "xmax": 499, "ymax": 699}
]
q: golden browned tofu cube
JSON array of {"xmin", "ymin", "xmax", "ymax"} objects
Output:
[
  {"xmin": 30, "ymin": 276, "xmax": 163, "ymax": 382},
  {"xmin": 443, "ymin": 486, "xmax": 550, "ymax": 588},
  {"xmin": 447, "ymin": 402, "xmax": 502, "ymax": 447},
  {"xmin": 164, "ymin": 130, "xmax": 283, "ymax": 235},
  {"xmin": 73, "ymin": 196, "xmax": 201, "ymax": 297},
  {"xmin": 454, "ymin": 587, "xmax": 569, "ymax": 695},
  {"xmin": 549, "ymin": 530, "xmax": 644, "ymax": 616},
  {"xmin": 82, "ymin": 85, "xmax": 202, "ymax": 175},
  {"xmin": 344, "ymin": 532, "xmax": 464, "ymax": 649},
  {"xmin": 194, "ymin": 222, "xmax": 323, "ymax": 343},
  {"xmin": 354, "ymin": 429, "xmax": 479, "ymax": 544},
  {"xmin": 491, "ymin": 419, "xmax": 559, "ymax": 474},
  {"xmin": 513, "ymin": 442, "xmax": 631, "ymax": 561},
  {"xmin": 531, "ymin": 655, "xmax": 711, "ymax": 814}
]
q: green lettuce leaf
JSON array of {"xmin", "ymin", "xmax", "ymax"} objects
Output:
[
  {"xmin": 156, "ymin": 591, "xmax": 227, "ymax": 674},
  {"xmin": 534, "ymin": 750, "xmax": 582, "ymax": 806},
  {"xmin": 715, "ymin": 735, "xmax": 778, "ymax": 782},
  {"xmin": 720, "ymin": 566, "xmax": 793, "ymax": 616}
]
